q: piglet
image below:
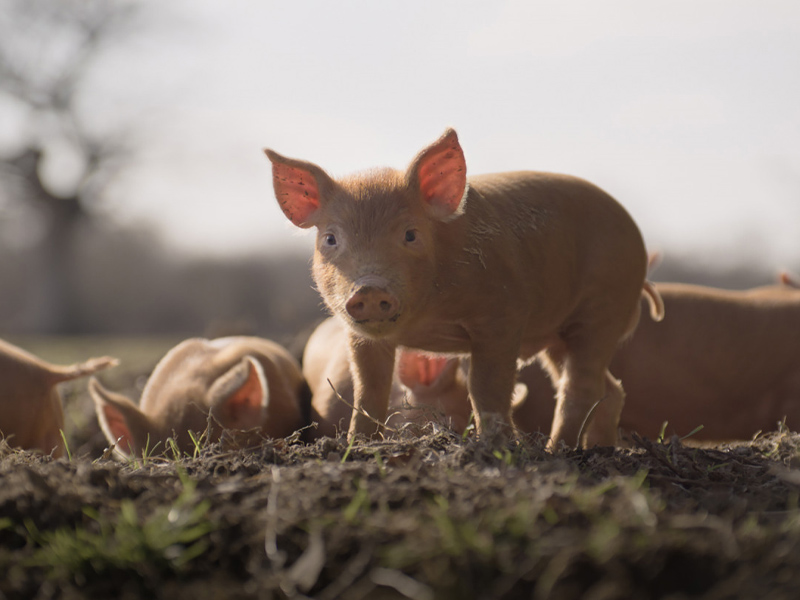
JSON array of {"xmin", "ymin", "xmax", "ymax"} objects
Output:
[
  {"xmin": 0, "ymin": 338, "xmax": 117, "ymax": 457},
  {"xmin": 302, "ymin": 316, "xmax": 472, "ymax": 437},
  {"xmin": 513, "ymin": 281, "xmax": 800, "ymax": 441},
  {"xmin": 266, "ymin": 128, "xmax": 662, "ymax": 447},
  {"xmin": 90, "ymin": 337, "xmax": 307, "ymax": 458}
]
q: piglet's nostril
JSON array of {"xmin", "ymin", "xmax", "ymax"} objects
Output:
[{"xmin": 346, "ymin": 286, "xmax": 399, "ymax": 322}]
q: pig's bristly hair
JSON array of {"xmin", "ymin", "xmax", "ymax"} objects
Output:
[
  {"xmin": 335, "ymin": 169, "xmax": 419, "ymax": 238},
  {"xmin": 339, "ymin": 168, "xmax": 401, "ymax": 201}
]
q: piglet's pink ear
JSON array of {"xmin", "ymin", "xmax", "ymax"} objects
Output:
[
  {"xmin": 397, "ymin": 350, "xmax": 451, "ymax": 389},
  {"xmin": 101, "ymin": 404, "xmax": 135, "ymax": 457},
  {"xmin": 210, "ymin": 356, "xmax": 269, "ymax": 430},
  {"xmin": 264, "ymin": 149, "xmax": 331, "ymax": 228},
  {"xmin": 89, "ymin": 378, "xmax": 152, "ymax": 459},
  {"xmin": 407, "ymin": 128, "xmax": 468, "ymax": 221}
]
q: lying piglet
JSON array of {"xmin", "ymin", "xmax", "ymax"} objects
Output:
[
  {"xmin": 89, "ymin": 337, "xmax": 307, "ymax": 458},
  {"xmin": 266, "ymin": 128, "xmax": 662, "ymax": 447},
  {"xmin": 302, "ymin": 317, "xmax": 472, "ymax": 438},
  {"xmin": 513, "ymin": 281, "xmax": 800, "ymax": 441},
  {"xmin": 0, "ymin": 338, "xmax": 117, "ymax": 457}
]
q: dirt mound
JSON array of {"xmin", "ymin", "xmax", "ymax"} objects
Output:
[{"xmin": 2, "ymin": 429, "xmax": 800, "ymax": 599}]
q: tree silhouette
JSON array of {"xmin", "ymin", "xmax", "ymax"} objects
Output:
[{"xmin": 0, "ymin": 0, "xmax": 140, "ymax": 333}]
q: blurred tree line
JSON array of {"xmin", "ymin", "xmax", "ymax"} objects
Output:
[
  {"xmin": 0, "ymin": 0, "xmax": 325, "ymax": 338},
  {"xmin": 0, "ymin": 0, "xmax": 792, "ymax": 339},
  {"xmin": 0, "ymin": 221, "xmax": 325, "ymax": 338}
]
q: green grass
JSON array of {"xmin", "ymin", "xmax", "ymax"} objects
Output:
[
  {"xmin": 59, "ymin": 429, "xmax": 72, "ymax": 461},
  {"xmin": 22, "ymin": 470, "xmax": 215, "ymax": 580}
]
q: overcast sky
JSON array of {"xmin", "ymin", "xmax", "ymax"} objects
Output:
[{"xmin": 13, "ymin": 1, "xmax": 800, "ymax": 269}]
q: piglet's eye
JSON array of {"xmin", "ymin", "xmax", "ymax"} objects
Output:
[
  {"xmin": 404, "ymin": 229, "xmax": 417, "ymax": 243},
  {"xmin": 323, "ymin": 233, "xmax": 337, "ymax": 246}
]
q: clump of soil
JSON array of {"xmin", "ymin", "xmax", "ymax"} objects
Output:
[{"xmin": 2, "ymin": 428, "xmax": 800, "ymax": 599}]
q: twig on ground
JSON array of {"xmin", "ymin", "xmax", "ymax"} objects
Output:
[{"xmin": 327, "ymin": 378, "xmax": 400, "ymax": 436}]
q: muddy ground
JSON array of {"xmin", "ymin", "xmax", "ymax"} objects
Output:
[
  {"xmin": 2, "ymin": 338, "xmax": 800, "ymax": 599},
  {"xmin": 3, "ymin": 426, "xmax": 800, "ymax": 600}
]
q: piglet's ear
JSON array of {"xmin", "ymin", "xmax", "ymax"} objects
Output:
[
  {"xmin": 210, "ymin": 356, "xmax": 269, "ymax": 430},
  {"xmin": 407, "ymin": 128, "xmax": 468, "ymax": 221},
  {"xmin": 89, "ymin": 378, "xmax": 152, "ymax": 459},
  {"xmin": 263, "ymin": 149, "xmax": 332, "ymax": 228},
  {"xmin": 397, "ymin": 350, "xmax": 453, "ymax": 389}
]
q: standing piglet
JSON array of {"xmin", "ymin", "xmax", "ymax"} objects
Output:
[
  {"xmin": 0, "ymin": 339, "xmax": 117, "ymax": 457},
  {"xmin": 89, "ymin": 337, "xmax": 308, "ymax": 458},
  {"xmin": 511, "ymin": 280, "xmax": 800, "ymax": 441},
  {"xmin": 266, "ymin": 129, "xmax": 662, "ymax": 447},
  {"xmin": 302, "ymin": 316, "xmax": 472, "ymax": 438},
  {"xmin": 610, "ymin": 281, "xmax": 800, "ymax": 440}
]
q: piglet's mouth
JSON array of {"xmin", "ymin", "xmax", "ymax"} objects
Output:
[
  {"xmin": 347, "ymin": 312, "xmax": 402, "ymax": 337},
  {"xmin": 353, "ymin": 313, "xmax": 401, "ymax": 325}
]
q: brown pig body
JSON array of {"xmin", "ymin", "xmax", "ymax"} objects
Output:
[
  {"xmin": 266, "ymin": 129, "xmax": 660, "ymax": 447},
  {"xmin": 90, "ymin": 337, "xmax": 308, "ymax": 458},
  {"xmin": 512, "ymin": 281, "xmax": 800, "ymax": 441},
  {"xmin": 0, "ymin": 339, "xmax": 117, "ymax": 457},
  {"xmin": 302, "ymin": 317, "xmax": 472, "ymax": 438}
]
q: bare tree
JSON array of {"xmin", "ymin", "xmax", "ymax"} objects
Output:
[{"xmin": 0, "ymin": 0, "xmax": 141, "ymax": 333}]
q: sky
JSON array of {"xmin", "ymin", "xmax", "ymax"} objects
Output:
[{"xmin": 5, "ymin": 0, "xmax": 800, "ymax": 269}]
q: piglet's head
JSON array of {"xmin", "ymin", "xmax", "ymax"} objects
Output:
[
  {"xmin": 90, "ymin": 355, "xmax": 270, "ymax": 460},
  {"xmin": 264, "ymin": 128, "xmax": 467, "ymax": 227},
  {"xmin": 264, "ymin": 129, "xmax": 469, "ymax": 338}
]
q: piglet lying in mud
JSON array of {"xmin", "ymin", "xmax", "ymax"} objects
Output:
[
  {"xmin": 265, "ymin": 128, "xmax": 662, "ymax": 447},
  {"xmin": 0, "ymin": 339, "xmax": 117, "ymax": 457},
  {"xmin": 302, "ymin": 317, "xmax": 473, "ymax": 438},
  {"xmin": 89, "ymin": 337, "xmax": 308, "ymax": 459},
  {"xmin": 512, "ymin": 280, "xmax": 800, "ymax": 441}
]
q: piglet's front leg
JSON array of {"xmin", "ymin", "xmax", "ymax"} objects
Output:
[
  {"xmin": 467, "ymin": 338, "xmax": 521, "ymax": 444},
  {"xmin": 347, "ymin": 333, "xmax": 396, "ymax": 439}
]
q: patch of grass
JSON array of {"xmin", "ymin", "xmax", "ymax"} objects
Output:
[
  {"xmin": 373, "ymin": 450, "xmax": 387, "ymax": 478},
  {"xmin": 59, "ymin": 429, "xmax": 72, "ymax": 461},
  {"xmin": 125, "ymin": 434, "xmax": 164, "ymax": 467},
  {"xmin": 23, "ymin": 471, "xmax": 215, "ymax": 582},
  {"xmin": 343, "ymin": 479, "xmax": 371, "ymax": 524},
  {"xmin": 378, "ymin": 468, "xmax": 662, "ymax": 584},
  {"xmin": 680, "ymin": 424, "xmax": 704, "ymax": 442},
  {"xmin": 188, "ymin": 430, "xmax": 207, "ymax": 459},
  {"xmin": 167, "ymin": 437, "xmax": 184, "ymax": 462},
  {"xmin": 341, "ymin": 435, "xmax": 357, "ymax": 463},
  {"xmin": 492, "ymin": 448, "xmax": 514, "ymax": 466},
  {"xmin": 657, "ymin": 421, "xmax": 669, "ymax": 444},
  {"xmin": 461, "ymin": 413, "xmax": 475, "ymax": 441}
]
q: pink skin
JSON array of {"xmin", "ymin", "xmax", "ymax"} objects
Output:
[
  {"xmin": 302, "ymin": 317, "xmax": 472, "ymax": 438},
  {"xmin": 393, "ymin": 350, "xmax": 472, "ymax": 433},
  {"xmin": 0, "ymin": 339, "xmax": 117, "ymax": 457},
  {"xmin": 89, "ymin": 337, "xmax": 306, "ymax": 459},
  {"xmin": 266, "ymin": 128, "xmax": 661, "ymax": 448},
  {"xmin": 513, "ymin": 281, "xmax": 800, "ymax": 442}
]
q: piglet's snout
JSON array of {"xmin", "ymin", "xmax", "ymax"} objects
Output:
[{"xmin": 346, "ymin": 285, "xmax": 400, "ymax": 322}]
